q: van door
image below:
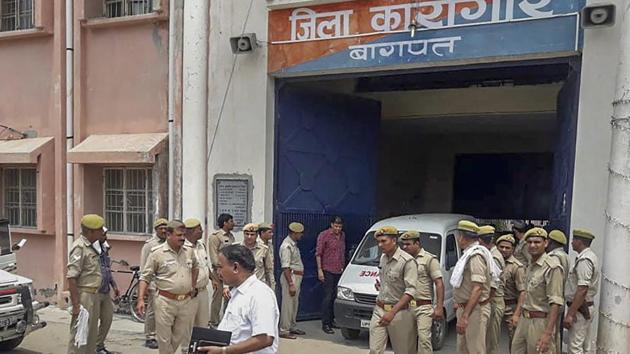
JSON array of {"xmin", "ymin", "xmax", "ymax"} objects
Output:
[{"xmin": 443, "ymin": 231, "xmax": 459, "ymax": 319}]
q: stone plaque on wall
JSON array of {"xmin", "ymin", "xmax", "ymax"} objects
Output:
[{"xmin": 214, "ymin": 177, "xmax": 251, "ymax": 228}]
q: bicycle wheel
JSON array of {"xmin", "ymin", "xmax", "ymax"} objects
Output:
[{"xmin": 128, "ymin": 281, "xmax": 145, "ymax": 323}]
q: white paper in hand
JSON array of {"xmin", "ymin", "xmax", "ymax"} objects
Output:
[{"xmin": 73, "ymin": 305, "xmax": 90, "ymax": 347}]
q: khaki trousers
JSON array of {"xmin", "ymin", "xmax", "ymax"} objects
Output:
[
  {"xmin": 504, "ymin": 303, "xmax": 518, "ymax": 352},
  {"xmin": 68, "ymin": 291, "xmax": 99, "ymax": 354},
  {"xmin": 144, "ymin": 286, "xmax": 156, "ymax": 339},
  {"xmin": 95, "ymin": 292, "xmax": 114, "ymax": 349},
  {"xmin": 414, "ymin": 304, "xmax": 434, "ymax": 353},
  {"xmin": 194, "ymin": 287, "xmax": 210, "ymax": 327},
  {"xmin": 280, "ymin": 273, "xmax": 302, "ymax": 332},
  {"xmin": 487, "ymin": 296, "xmax": 505, "ymax": 354},
  {"xmin": 566, "ymin": 307, "xmax": 594, "ymax": 354},
  {"xmin": 456, "ymin": 303, "xmax": 491, "ymax": 354},
  {"xmin": 209, "ymin": 280, "xmax": 223, "ymax": 327},
  {"xmin": 154, "ymin": 295, "xmax": 197, "ymax": 354},
  {"xmin": 512, "ymin": 316, "xmax": 557, "ymax": 354},
  {"xmin": 369, "ymin": 305, "xmax": 416, "ymax": 354}
]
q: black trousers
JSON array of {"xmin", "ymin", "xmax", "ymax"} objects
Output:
[{"xmin": 321, "ymin": 270, "xmax": 342, "ymax": 326}]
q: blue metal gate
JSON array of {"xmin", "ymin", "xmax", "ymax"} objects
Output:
[{"xmin": 274, "ymin": 83, "xmax": 381, "ymax": 319}]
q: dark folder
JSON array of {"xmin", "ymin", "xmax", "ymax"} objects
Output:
[{"xmin": 188, "ymin": 326, "xmax": 232, "ymax": 353}]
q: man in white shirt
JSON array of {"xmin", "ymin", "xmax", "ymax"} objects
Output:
[{"xmin": 199, "ymin": 244, "xmax": 279, "ymax": 354}]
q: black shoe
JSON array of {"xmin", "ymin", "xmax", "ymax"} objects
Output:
[
  {"xmin": 331, "ymin": 321, "xmax": 340, "ymax": 329},
  {"xmin": 322, "ymin": 325, "xmax": 334, "ymax": 334},
  {"xmin": 145, "ymin": 339, "xmax": 158, "ymax": 349},
  {"xmin": 96, "ymin": 347, "xmax": 113, "ymax": 354},
  {"xmin": 290, "ymin": 328, "xmax": 306, "ymax": 335}
]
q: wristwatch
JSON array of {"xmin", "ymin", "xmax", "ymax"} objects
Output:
[{"xmin": 191, "ymin": 288, "xmax": 199, "ymax": 298}]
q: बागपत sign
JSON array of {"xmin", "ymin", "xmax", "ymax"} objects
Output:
[{"xmin": 268, "ymin": 0, "xmax": 584, "ymax": 76}]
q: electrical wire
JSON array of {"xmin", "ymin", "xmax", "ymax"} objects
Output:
[
  {"xmin": 206, "ymin": 0, "xmax": 255, "ymax": 163},
  {"xmin": 0, "ymin": 124, "xmax": 26, "ymax": 139}
]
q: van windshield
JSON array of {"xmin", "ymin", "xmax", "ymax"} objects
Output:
[{"xmin": 352, "ymin": 231, "xmax": 442, "ymax": 266}]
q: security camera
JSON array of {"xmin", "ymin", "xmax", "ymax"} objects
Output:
[
  {"xmin": 581, "ymin": 4, "xmax": 615, "ymax": 28},
  {"xmin": 230, "ymin": 33, "xmax": 257, "ymax": 54}
]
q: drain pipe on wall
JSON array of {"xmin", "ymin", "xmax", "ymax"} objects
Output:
[{"xmin": 65, "ymin": 0, "xmax": 74, "ymax": 257}]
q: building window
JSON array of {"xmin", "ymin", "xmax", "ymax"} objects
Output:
[
  {"xmin": 2, "ymin": 168, "xmax": 36, "ymax": 228},
  {"xmin": 104, "ymin": 0, "xmax": 153, "ymax": 18},
  {"xmin": 0, "ymin": 0, "xmax": 33, "ymax": 32},
  {"xmin": 104, "ymin": 168, "xmax": 154, "ymax": 234}
]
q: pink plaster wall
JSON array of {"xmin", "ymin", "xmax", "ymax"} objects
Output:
[
  {"xmin": 106, "ymin": 239, "xmax": 144, "ymax": 291},
  {"xmin": 13, "ymin": 233, "xmax": 56, "ymax": 299}
]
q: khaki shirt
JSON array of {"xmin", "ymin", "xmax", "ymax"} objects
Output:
[
  {"xmin": 140, "ymin": 235, "xmax": 164, "ymax": 272},
  {"xmin": 243, "ymin": 240, "xmax": 275, "ymax": 289},
  {"xmin": 414, "ymin": 249, "xmax": 442, "ymax": 301},
  {"xmin": 185, "ymin": 240, "xmax": 211, "ymax": 289},
  {"xmin": 453, "ymin": 243, "xmax": 491, "ymax": 304},
  {"xmin": 548, "ymin": 247, "xmax": 569, "ymax": 284},
  {"xmin": 491, "ymin": 246, "xmax": 506, "ymax": 297},
  {"xmin": 566, "ymin": 248, "xmax": 600, "ymax": 302},
  {"xmin": 376, "ymin": 247, "xmax": 418, "ymax": 304},
  {"xmin": 279, "ymin": 236, "xmax": 304, "ymax": 272},
  {"xmin": 208, "ymin": 229, "xmax": 235, "ymax": 269},
  {"xmin": 522, "ymin": 253, "xmax": 564, "ymax": 312},
  {"xmin": 502, "ymin": 255, "xmax": 526, "ymax": 301},
  {"xmin": 140, "ymin": 242, "xmax": 199, "ymax": 295},
  {"xmin": 67, "ymin": 236, "xmax": 102, "ymax": 289},
  {"xmin": 514, "ymin": 239, "xmax": 531, "ymax": 267}
]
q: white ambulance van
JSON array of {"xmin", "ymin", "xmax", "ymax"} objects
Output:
[{"xmin": 334, "ymin": 214, "xmax": 473, "ymax": 349}]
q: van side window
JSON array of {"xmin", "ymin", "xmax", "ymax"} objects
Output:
[{"xmin": 445, "ymin": 233, "xmax": 458, "ymax": 270}]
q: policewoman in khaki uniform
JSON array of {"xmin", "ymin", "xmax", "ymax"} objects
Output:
[
  {"xmin": 478, "ymin": 225, "xmax": 505, "ymax": 354},
  {"xmin": 496, "ymin": 234, "xmax": 526, "ymax": 350},
  {"xmin": 400, "ymin": 230, "xmax": 444, "ymax": 354},
  {"xmin": 241, "ymin": 223, "xmax": 274, "ymax": 288},
  {"xmin": 140, "ymin": 217, "xmax": 168, "ymax": 349},
  {"xmin": 138, "ymin": 220, "xmax": 200, "ymax": 354},
  {"xmin": 563, "ymin": 229, "xmax": 600, "ymax": 354},
  {"xmin": 184, "ymin": 218, "xmax": 211, "ymax": 328},
  {"xmin": 512, "ymin": 228, "xmax": 564, "ymax": 354},
  {"xmin": 207, "ymin": 213, "xmax": 235, "ymax": 327},
  {"xmin": 453, "ymin": 220, "xmax": 492, "ymax": 354},
  {"xmin": 369, "ymin": 226, "xmax": 418, "ymax": 354},
  {"xmin": 279, "ymin": 222, "xmax": 306, "ymax": 339},
  {"xmin": 67, "ymin": 214, "xmax": 105, "ymax": 354},
  {"xmin": 547, "ymin": 229, "xmax": 569, "ymax": 354}
]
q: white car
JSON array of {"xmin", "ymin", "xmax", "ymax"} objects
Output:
[{"xmin": 334, "ymin": 214, "xmax": 473, "ymax": 350}]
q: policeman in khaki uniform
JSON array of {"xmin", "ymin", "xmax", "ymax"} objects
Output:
[
  {"xmin": 496, "ymin": 234, "xmax": 526, "ymax": 350},
  {"xmin": 207, "ymin": 214, "xmax": 235, "ymax": 327},
  {"xmin": 138, "ymin": 220, "xmax": 200, "ymax": 354},
  {"xmin": 184, "ymin": 218, "xmax": 212, "ymax": 328},
  {"xmin": 369, "ymin": 226, "xmax": 418, "ymax": 354},
  {"xmin": 452, "ymin": 220, "xmax": 492, "ymax": 354},
  {"xmin": 67, "ymin": 214, "xmax": 105, "ymax": 354},
  {"xmin": 512, "ymin": 227, "xmax": 564, "ymax": 354},
  {"xmin": 400, "ymin": 230, "xmax": 444, "ymax": 354},
  {"xmin": 547, "ymin": 229, "xmax": 569, "ymax": 353},
  {"xmin": 140, "ymin": 218, "xmax": 168, "ymax": 349},
  {"xmin": 478, "ymin": 225, "xmax": 505, "ymax": 354},
  {"xmin": 257, "ymin": 223, "xmax": 276, "ymax": 289},
  {"xmin": 241, "ymin": 223, "xmax": 275, "ymax": 288},
  {"xmin": 279, "ymin": 222, "xmax": 306, "ymax": 339},
  {"xmin": 563, "ymin": 229, "xmax": 600, "ymax": 354}
]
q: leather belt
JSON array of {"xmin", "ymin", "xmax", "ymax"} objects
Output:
[
  {"xmin": 505, "ymin": 299, "xmax": 518, "ymax": 306},
  {"xmin": 413, "ymin": 299, "xmax": 433, "ymax": 306},
  {"xmin": 292, "ymin": 270, "xmax": 304, "ymax": 276},
  {"xmin": 158, "ymin": 289, "xmax": 191, "ymax": 301},
  {"xmin": 523, "ymin": 310, "xmax": 548, "ymax": 319},
  {"xmin": 376, "ymin": 300, "xmax": 412, "ymax": 312},
  {"xmin": 78, "ymin": 286, "xmax": 98, "ymax": 294},
  {"xmin": 567, "ymin": 301, "xmax": 594, "ymax": 307}
]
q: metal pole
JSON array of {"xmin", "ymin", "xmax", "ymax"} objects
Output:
[{"xmin": 598, "ymin": 3, "xmax": 630, "ymax": 353}]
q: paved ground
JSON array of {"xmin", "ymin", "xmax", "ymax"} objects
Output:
[{"xmin": 6, "ymin": 307, "xmax": 511, "ymax": 353}]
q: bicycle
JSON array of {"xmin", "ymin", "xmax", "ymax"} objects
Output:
[{"xmin": 111, "ymin": 259, "xmax": 145, "ymax": 323}]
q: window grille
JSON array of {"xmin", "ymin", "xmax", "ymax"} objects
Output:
[
  {"xmin": 2, "ymin": 168, "xmax": 36, "ymax": 228},
  {"xmin": 104, "ymin": 0, "xmax": 152, "ymax": 18},
  {"xmin": 0, "ymin": 0, "xmax": 33, "ymax": 32},
  {"xmin": 104, "ymin": 168, "xmax": 154, "ymax": 234}
]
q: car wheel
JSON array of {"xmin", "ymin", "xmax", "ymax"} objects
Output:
[
  {"xmin": 431, "ymin": 314, "xmax": 447, "ymax": 350},
  {"xmin": 341, "ymin": 328, "xmax": 360, "ymax": 340},
  {"xmin": 0, "ymin": 336, "xmax": 24, "ymax": 351}
]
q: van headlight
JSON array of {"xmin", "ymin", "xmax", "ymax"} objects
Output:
[{"xmin": 337, "ymin": 286, "xmax": 355, "ymax": 301}]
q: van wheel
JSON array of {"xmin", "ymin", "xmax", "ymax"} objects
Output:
[
  {"xmin": 431, "ymin": 315, "xmax": 447, "ymax": 350},
  {"xmin": 0, "ymin": 336, "xmax": 24, "ymax": 351},
  {"xmin": 341, "ymin": 328, "xmax": 360, "ymax": 340}
]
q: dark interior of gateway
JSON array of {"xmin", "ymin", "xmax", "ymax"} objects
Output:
[{"xmin": 277, "ymin": 59, "xmax": 578, "ymax": 229}]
